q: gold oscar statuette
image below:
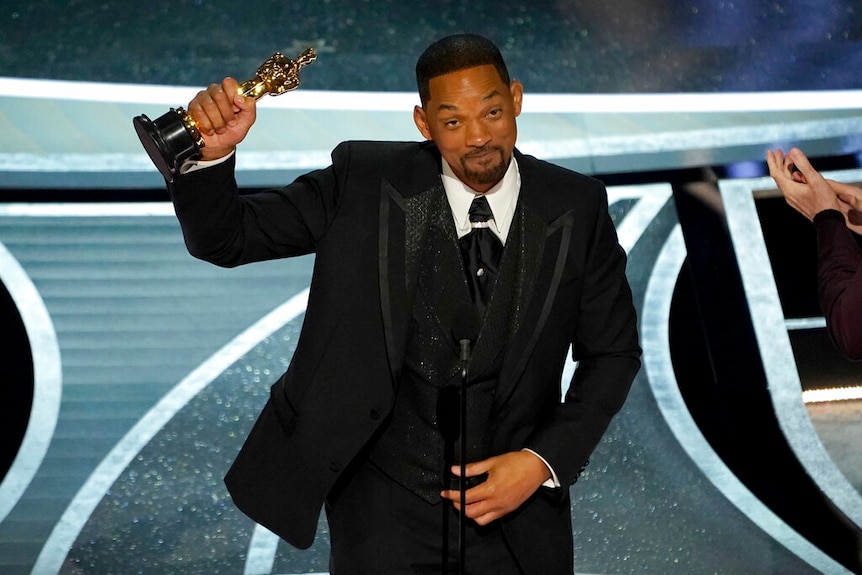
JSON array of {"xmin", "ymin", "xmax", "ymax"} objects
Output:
[{"xmin": 133, "ymin": 47, "xmax": 316, "ymax": 181}]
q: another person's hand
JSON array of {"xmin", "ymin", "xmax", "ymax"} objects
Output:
[
  {"xmin": 440, "ymin": 450, "xmax": 551, "ymax": 526},
  {"xmin": 832, "ymin": 180, "xmax": 862, "ymax": 235},
  {"xmin": 186, "ymin": 77, "xmax": 257, "ymax": 160},
  {"xmin": 766, "ymin": 147, "xmax": 841, "ymax": 221}
]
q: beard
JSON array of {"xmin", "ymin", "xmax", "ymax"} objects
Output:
[{"xmin": 460, "ymin": 146, "xmax": 509, "ymax": 187}]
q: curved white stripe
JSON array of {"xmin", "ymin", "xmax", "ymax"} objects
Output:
[
  {"xmin": 720, "ymin": 176, "xmax": 862, "ymax": 529},
  {"xmin": 0, "ymin": 242, "xmax": 62, "ymax": 524},
  {"xmin": 244, "ymin": 525, "xmax": 280, "ymax": 575},
  {"xmin": 0, "ymin": 202, "xmax": 175, "ymax": 217},
  {"xmin": 607, "ymin": 183, "xmax": 672, "ymax": 254},
  {"xmin": 520, "ymin": 116, "xmax": 862, "ymax": 160},
  {"xmin": 562, "ymin": 184, "xmax": 671, "ymax": 395},
  {"xmin": 5, "ymin": 114, "xmax": 861, "ymax": 174},
  {"xmin": 642, "ymin": 227, "xmax": 851, "ymax": 574},
  {"xmin": 2, "ymin": 76, "xmax": 861, "ymax": 113},
  {"xmin": 31, "ymin": 289, "xmax": 310, "ymax": 575}
]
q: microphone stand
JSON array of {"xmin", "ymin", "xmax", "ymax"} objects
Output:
[
  {"xmin": 443, "ymin": 304, "xmax": 478, "ymax": 574},
  {"xmin": 457, "ymin": 337, "xmax": 471, "ymax": 575},
  {"xmin": 439, "ymin": 385, "xmax": 457, "ymax": 575}
]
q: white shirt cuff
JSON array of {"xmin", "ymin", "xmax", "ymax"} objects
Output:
[
  {"xmin": 180, "ymin": 151, "xmax": 235, "ymax": 175},
  {"xmin": 522, "ymin": 448, "xmax": 561, "ymax": 489}
]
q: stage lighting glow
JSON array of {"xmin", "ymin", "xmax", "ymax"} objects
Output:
[{"xmin": 803, "ymin": 386, "xmax": 862, "ymax": 404}]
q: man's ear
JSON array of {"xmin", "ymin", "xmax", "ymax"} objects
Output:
[
  {"xmin": 413, "ymin": 105, "xmax": 433, "ymax": 140},
  {"xmin": 510, "ymin": 80, "xmax": 524, "ymax": 117}
]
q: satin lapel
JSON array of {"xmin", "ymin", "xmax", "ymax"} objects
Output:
[
  {"xmin": 378, "ymin": 177, "xmax": 444, "ymax": 382},
  {"xmin": 493, "ymin": 208, "xmax": 576, "ymax": 409}
]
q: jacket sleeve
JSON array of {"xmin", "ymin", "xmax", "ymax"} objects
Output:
[
  {"xmin": 168, "ymin": 147, "xmax": 347, "ymax": 267},
  {"xmin": 814, "ymin": 209, "xmax": 862, "ymax": 360},
  {"xmin": 524, "ymin": 184, "xmax": 642, "ymax": 488}
]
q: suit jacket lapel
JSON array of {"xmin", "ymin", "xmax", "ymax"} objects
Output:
[
  {"xmin": 377, "ymin": 145, "xmax": 445, "ymax": 383},
  {"xmin": 492, "ymin": 156, "xmax": 577, "ymax": 410}
]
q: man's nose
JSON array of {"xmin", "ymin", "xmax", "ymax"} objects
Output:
[{"xmin": 465, "ymin": 121, "xmax": 491, "ymax": 147}]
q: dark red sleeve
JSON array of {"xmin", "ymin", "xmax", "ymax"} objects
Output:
[{"xmin": 813, "ymin": 209, "xmax": 862, "ymax": 360}]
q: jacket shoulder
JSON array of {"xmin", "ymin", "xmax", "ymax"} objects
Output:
[
  {"xmin": 330, "ymin": 141, "xmax": 441, "ymax": 194},
  {"xmin": 332, "ymin": 140, "xmax": 437, "ymax": 165},
  {"xmin": 515, "ymin": 150, "xmax": 608, "ymax": 221}
]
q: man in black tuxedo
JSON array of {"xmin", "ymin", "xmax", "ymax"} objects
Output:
[{"xmin": 167, "ymin": 34, "xmax": 641, "ymax": 574}]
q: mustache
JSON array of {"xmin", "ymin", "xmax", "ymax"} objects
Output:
[{"xmin": 462, "ymin": 145, "xmax": 502, "ymax": 159}]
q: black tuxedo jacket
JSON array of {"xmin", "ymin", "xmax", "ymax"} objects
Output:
[{"xmin": 169, "ymin": 141, "xmax": 641, "ymax": 573}]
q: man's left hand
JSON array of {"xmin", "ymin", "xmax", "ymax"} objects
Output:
[{"xmin": 440, "ymin": 450, "xmax": 552, "ymax": 526}]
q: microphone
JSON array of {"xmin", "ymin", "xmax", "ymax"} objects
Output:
[{"xmin": 451, "ymin": 303, "xmax": 480, "ymax": 364}]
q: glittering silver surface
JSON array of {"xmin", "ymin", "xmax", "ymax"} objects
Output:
[{"xmin": 62, "ymin": 323, "xmax": 334, "ymax": 574}]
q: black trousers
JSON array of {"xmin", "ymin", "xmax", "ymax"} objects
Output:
[{"xmin": 325, "ymin": 459, "xmax": 525, "ymax": 575}]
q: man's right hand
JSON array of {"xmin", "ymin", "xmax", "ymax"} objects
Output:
[
  {"xmin": 186, "ymin": 77, "xmax": 257, "ymax": 161},
  {"xmin": 832, "ymin": 179, "xmax": 862, "ymax": 235}
]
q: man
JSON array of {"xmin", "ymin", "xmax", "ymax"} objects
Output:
[
  {"xmin": 767, "ymin": 147, "xmax": 862, "ymax": 360},
  {"xmin": 168, "ymin": 34, "xmax": 641, "ymax": 573}
]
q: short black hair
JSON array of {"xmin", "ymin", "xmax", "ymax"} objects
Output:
[{"xmin": 415, "ymin": 34, "xmax": 511, "ymax": 106}]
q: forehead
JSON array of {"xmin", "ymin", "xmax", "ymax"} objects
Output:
[{"xmin": 426, "ymin": 64, "xmax": 508, "ymax": 107}]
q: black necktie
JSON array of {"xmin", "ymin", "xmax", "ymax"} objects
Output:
[{"xmin": 459, "ymin": 195, "xmax": 503, "ymax": 314}]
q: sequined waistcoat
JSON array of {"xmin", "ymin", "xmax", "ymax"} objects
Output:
[{"xmin": 369, "ymin": 191, "xmax": 524, "ymax": 504}]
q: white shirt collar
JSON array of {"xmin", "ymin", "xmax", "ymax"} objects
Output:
[{"xmin": 441, "ymin": 156, "xmax": 520, "ymax": 244}]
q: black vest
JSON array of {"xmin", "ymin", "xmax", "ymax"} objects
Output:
[{"xmin": 369, "ymin": 188, "xmax": 526, "ymax": 503}]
